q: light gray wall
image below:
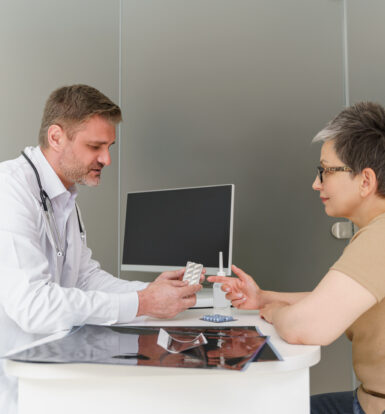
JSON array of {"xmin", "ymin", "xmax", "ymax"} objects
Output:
[
  {"xmin": 348, "ymin": 0, "xmax": 385, "ymax": 106},
  {"xmin": 120, "ymin": 0, "xmax": 345, "ymax": 290},
  {"xmin": 1, "ymin": 0, "xmax": 384, "ymax": 397},
  {"xmin": 119, "ymin": 0, "xmax": 351, "ymax": 394},
  {"xmin": 0, "ymin": 0, "xmax": 120, "ymax": 275}
]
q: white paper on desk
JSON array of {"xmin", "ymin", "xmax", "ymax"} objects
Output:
[{"xmin": 157, "ymin": 328, "xmax": 207, "ymax": 354}]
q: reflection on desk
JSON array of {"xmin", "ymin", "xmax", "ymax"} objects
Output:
[
  {"xmin": 5, "ymin": 309, "xmax": 321, "ymax": 414},
  {"xmin": 6, "ymin": 325, "xmax": 276, "ymax": 371}
]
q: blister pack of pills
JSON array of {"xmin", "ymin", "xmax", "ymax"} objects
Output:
[
  {"xmin": 183, "ymin": 261, "xmax": 203, "ymax": 285},
  {"xmin": 201, "ymin": 314, "xmax": 237, "ymax": 323}
]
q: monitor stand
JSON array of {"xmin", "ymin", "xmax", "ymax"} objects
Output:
[{"xmin": 192, "ymin": 287, "xmax": 213, "ymax": 308}]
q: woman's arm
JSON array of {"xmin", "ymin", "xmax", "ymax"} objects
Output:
[
  {"xmin": 207, "ymin": 264, "xmax": 310, "ymax": 309},
  {"xmin": 259, "ymin": 269, "xmax": 377, "ymax": 346}
]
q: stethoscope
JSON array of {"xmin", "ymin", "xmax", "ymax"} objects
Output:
[{"xmin": 21, "ymin": 151, "xmax": 86, "ymax": 257}]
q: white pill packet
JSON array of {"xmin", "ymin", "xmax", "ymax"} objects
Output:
[{"xmin": 183, "ymin": 261, "xmax": 203, "ymax": 285}]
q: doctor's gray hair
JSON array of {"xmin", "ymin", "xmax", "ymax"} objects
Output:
[
  {"xmin": 312, "ymin": 102, "xmax": 385, "ymax": 197},
  {"xmin": 39, "ymin": 84, "xmax": 122, "ymax": 148}
]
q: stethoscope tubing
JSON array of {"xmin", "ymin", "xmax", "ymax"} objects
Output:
[{"xmin": 21, "ymin": 150, "xmax": 85, "ymax": 257}]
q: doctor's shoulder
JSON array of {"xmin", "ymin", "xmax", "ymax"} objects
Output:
[{"xmin": 0, "ymin": 156, "xmax": 40, "ymax": 215}]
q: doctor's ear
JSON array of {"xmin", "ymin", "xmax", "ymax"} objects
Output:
[
  {"xmin": 46, "ymin": 124, "xmax": 65, "ymax": 151},
  {"xmin": 359, "ymin": 168, "xmax": 377, "ymax": 197}
]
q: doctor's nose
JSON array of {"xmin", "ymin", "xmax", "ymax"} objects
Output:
[{"xmin": 98, "ymin": 148, "xmax": 111, "ymax": 166}]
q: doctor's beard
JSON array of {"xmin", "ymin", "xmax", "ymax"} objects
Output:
[{"xmin": 58, "ymin": 156, "xmax": 103, "ymax": 187}]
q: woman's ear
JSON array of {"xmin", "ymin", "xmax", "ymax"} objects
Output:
[{"xmin": 359, "ymin": 168, "xmax": 377, "ymax": 197}]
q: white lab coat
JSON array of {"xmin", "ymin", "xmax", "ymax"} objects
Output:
[{"xmin": 0, "ymin": 146, "xmax": 147, "ymax": 414}]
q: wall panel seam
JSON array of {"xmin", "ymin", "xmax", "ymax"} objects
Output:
[{"xmin": 118, "ymin": 0, "xmax": 123, "ymax": 278}]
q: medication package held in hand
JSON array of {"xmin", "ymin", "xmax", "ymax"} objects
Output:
[{"xmin": 183, "ymin": 261, "xmax": 203, "ymax": 285}]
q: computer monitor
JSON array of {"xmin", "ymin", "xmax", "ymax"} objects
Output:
[{"xmin": 121, "ymin": 184, "xmax": 234, "ymax": 275}]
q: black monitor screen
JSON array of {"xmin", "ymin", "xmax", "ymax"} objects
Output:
[{"xmin": 122, "ymin": 185, "xmax": 233, "ymax": 272}]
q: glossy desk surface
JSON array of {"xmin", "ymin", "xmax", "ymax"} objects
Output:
[{"xmin": 5, "ymin": 308, "xmax": 320, "ymax": 378}]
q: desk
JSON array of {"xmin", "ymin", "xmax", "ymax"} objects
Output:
[{"xmin": 5, "ymin": 309, "xmax": 320, "ymax": 414}]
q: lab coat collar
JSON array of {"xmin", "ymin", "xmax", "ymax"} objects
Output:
[{"xmin": 25, "ymin": 146, "xmax": 78, "ymax": 202}]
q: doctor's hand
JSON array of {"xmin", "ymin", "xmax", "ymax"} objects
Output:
[
  {"xmin": 155, "ymin": 268, "xmax": 206, "ymax": 284},
  {"xmin": 137, "ymin": 279, "xmax": 202, "ymax": 319},
  {"xmin": 207, "ymin": 264, "xmax": 264, "ymax": 310}
]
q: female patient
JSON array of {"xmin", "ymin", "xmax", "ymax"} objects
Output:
[{"xmin": 208, "ymin": 102, "xmax": 385, "ymax": 414}]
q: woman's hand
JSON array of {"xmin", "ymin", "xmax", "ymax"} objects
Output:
[
  {"xmin": 259, "ymin": 301, "xmax": 289, "ymax": 324},
  {"xmin": 207, "ymin": 264, "xmax": 264, "ymax": 310}
]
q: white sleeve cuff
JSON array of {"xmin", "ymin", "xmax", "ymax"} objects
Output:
[{"xmin": 117, "ymin": 291, "xmax": 140, "ymax": 323}]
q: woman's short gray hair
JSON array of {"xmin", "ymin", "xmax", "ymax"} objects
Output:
[{"xmin": 312, "ymin": 102, "xmax": 385, "ymax": 197}]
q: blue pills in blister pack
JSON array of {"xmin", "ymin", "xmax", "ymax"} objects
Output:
[{"xmin": 200, "ymin": 314, "xmax": 237, "ymax": 323}]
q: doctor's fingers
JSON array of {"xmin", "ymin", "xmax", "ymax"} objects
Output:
[
  {"xmin": 181, "ymin": 294, "xmax": 197, "ymax": 309},
  {"xmin": 168, "ymin": 279, "xmax": 190, "ymax": 287},
  {"xmin": 199, "ymin": 268, "xmax": 206, "ymax": 282},
  {"xmin": 159, "ymin": 269, "xmax": 185, "ymax": 280},
  {"xmin": 177, "ymin": 283, "xmax": 202, "ymax": 298}
]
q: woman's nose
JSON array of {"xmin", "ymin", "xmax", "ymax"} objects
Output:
[{"xmin": 312, "ymin": 175, "xmax": 322, "ymax": 191}]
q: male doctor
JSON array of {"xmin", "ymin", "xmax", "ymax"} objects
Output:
[{"xmin": 0, "ymin": 84, "xmax": 202, "ymax": 336}]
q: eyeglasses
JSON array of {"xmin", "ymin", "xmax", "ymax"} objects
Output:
[{"xmin": 316, "ymin": 166, "xmax": 353, "ymax": 183}]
